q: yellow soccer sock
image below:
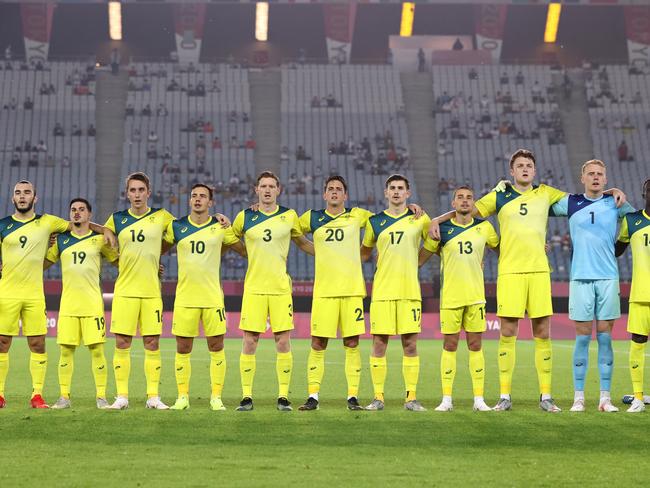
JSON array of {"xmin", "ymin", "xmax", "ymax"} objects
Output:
[
  {"xmin": 534, "ymin": 337, "xmax": 552, "ymax": 396},
  {"xmin": 58, "ymin": 345, "xmax": 75, "ymax": 399},
  {"xmin": 89, "ymin": 344, "xmax": 107, "ymax": 399},
  {"xmin": 440, "ymin": 350, "xmax": 456, "ymax": 397},
  {"xmin": 0, "ymin": 353, "xmax": 8, "ymax": 397},
  {"xmin": 30, "ymin": 352, "xmax": 48, "ymax": 396},
  {"xmin": 498, "ymin": 335, "xmax": 517, "ymax": 396},
  {"xmin": 403, "ymin": 355, "xmax": 420, "ymax": 401},
  {"xmin": 113, "ymin": 347, "xmax": 131, "ymax": 397},
  {"xmin": 240, "ymin": 353, "xmax": 256, "ymax": 398},
  {"xmin": 175, "ymin": 352, "xmax": 191, "ymax": 396},
  {"xmin": 369, "ymin": 355, "xmax": 387, "ymax": 402},
  {"xmin": 210, "ymin": 350, "xmax": 226, "ymax": 397},
  {"xmin": 307, "ymin": 348, "xmax": 325, "ymax": 396},
  {"xmin": 276, "ymin": 351, "xmax": 293, "ymax": 398},
  {"xmin": 344, "ymin": 346, "xmax": 361, "ymax": 398},
  {"xmin": 468, "ymin": 349, "xmax": 485, "ymax": 397},
  {"xmin": 144, "ymin": 349, "xmax": 162, "ymax": 398},
  {"xmin": 630, "ymin": 341, "xmax": 646, "ymax": 400}
]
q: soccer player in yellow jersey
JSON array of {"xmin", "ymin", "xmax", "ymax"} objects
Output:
[
  {"xmin": 429, "ymin": 149, "xmax": 625, "ymax": 412},
  {"xmin": 104, "ymin": 172, "xmax": 176, "ymax": 410},
  {"xmin": 44, "ymin": 198, "xmax": 118, "ymax": 409},
  {"xmin": 361, "ymin": 174, "xmax": 430, "ymax": 412},
  {"xmin": 167, "ymin": 184, "xmax": 245, "ymax": 411},
  {"xmin": 615, "ymin": 179, "xmax": 650, "ymax": 413},
  {"xmin": 231, "ymin": 171, "xmax": 314, "ymax": 411},
  {"xmin": 419, "ymin": 186, "xmax": 499, "ymax": 412},
  {"xmin": 0, "ymin": 181, "xmax": 115, "ymax": 409}
]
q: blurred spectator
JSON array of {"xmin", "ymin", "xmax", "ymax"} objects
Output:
[
  {"xmin": 3, "ymin": 97, "xmax": 17, "ymax": 110},
  {"xmin": 417, "ymin": 48, "xmax": 426, "ymax": 72},
  {"xmin": 87, "ymin": 124, "xmax": 96, "ymax": 137},
  {"xmin": 62, "ymin": 156, "xmax": 71, "ymax": 168},
  {"xmin": 212, "ymin": 137, "xmax": 222, "ymax": 149},
  {"xmin": 141, "ymin": 104, "xmax": 152, "ymax": 116},
  {"xmin": 156, "ymin": 104, "xmax": 168, "ymax": 116},
  {"xmin": 72, "ymin": 124, "xmax": 82, "ymax": 136},
  {"xmin": 28, "ymin": 153, "xmax": 39, "ymax": 167},
  {"xmin": 53, "ymin": 123, "xmax": 64, "ymax": 137},
  {"xmin": 23, "ymin": 97, "xmax": 33, "ymax": 110},
  {"xmin": 10, "ymin": 153, "xmax": 20, "ymax": 167},
  {"xmin": 242, "ymin": 112, "xmax": 250, "ymax": 123},
  {"xmin": 296, "ymin": 145, "xmax": 311, "ymax": 161},
  {"xmin": 132, "ymin": 129, "xmax": 142, "ymax": 143},
  {"xmin": 148, "ymin": 131, "xmax": 158, "ymax": 143},
  {"xmin": 36, "ymin": 140, "xmax": 47, "ymax": 152},
  {"xmin": 125, "ymin": 104, "xmax": 135, "ymax": 116},
  {"xmin": 618, "ymin": 140, "xmax": 633, "ymax": 162}
]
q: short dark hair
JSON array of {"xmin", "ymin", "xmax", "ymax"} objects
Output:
[
  {"xmin": 15, "ymin": 180, "xmax": 36, "ymax": 196},
  {"xmin": 256, "ymin": 170, "xmax": 280, "ymax": 187},
  {"xmin": 452, "ymin": 185, "xmax": 473, "ymax": 199},
  {"xmin": 69, "ymin": 198, "xmax": 92, "ymax": 212},
  {"xmin": 643, "ymin": 179, "xmax": 650, "ymax": 198},
  {"xmin": 509, "ymin": 149, "xmax": 536, "ymax": 169},
  {"xmin": 191, "ymin": 183, "xmax": 213, "ymax": 200},
  {"xmin": 324, "ymin": 175, "xmax": 348, "ymax": 192},
  {"xmin": 385, "ymin": 173, "xmax": 410, "ymax": 189},
  {"xmin": 125, "ymin": 171, "xmax": 150, "ymax": 191}
]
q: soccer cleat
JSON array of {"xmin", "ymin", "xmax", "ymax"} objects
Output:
[
  {"xmin": 539, "ymin": 397, "xmax": 561, "ymax": 413},
  {"xmin": 108, "ymin": 396, "xmax": 129, "ymax": 410},
  {"xmin": 298, "ymin": 397, "xmax": 319, "ymax": 411},
  {"xmin": 434, "ymin": 400, "xmax": 453, "ymax": 412},
  {"xmin": 0, "ymin": 396, "xmax": 6, "ymax": 408},
  {"xmin": 146, "ymin": 396, "xmax": 169, "ymax": 410},
  {"xmin": 169, "ymin": 395, "xmax": 190, "ymax": 410},
  {"xmin": 365, "ymin": 398, "xmax": 384, "ymax": 411},
  {"xmin": 493, "ymin": 398, "xmax": 512, "ymax": 411},
  {"xmin": 51, "ymin": 397, "xmax": 71, "ymax": 409},
  {"xmin": 347, "ymin": 397, "xmax": 363, "ymax": 411},
  {"xmin": 405, "ymin": 400, "xmax": 426, "ymax": 412},
  {"xmin": 96, "ymin": 398, "xmax": 109, "ymax": 409},
  {"xmin": 627, "ymin": 398, "xmax": 646, "ymax": 413},
  {"xmin": 622, "ymin": 394, "xmax": 650, "ymax": 405},
  {"xmin": 30, "ymin": 394, "xmax": 49, "ymax": 409},
  {"xmin": 473, "ymin": 399, "xmax": 492, "ymax": 412},
  {"xmin": 277, "ymin": 397, "xmax": 293, "ymax": 412},
  {"xmin": 236, "ymin": 397, "xmax": 253, "ymax": 411},
  {"xmin": 569, "ymin": 398, "xmax": 586, "ymax": 412},
  {"xmin": 209, "ymin": 397, "xmax": 226, "ymax": 411},
  {"xmin": 598, "ymin": 398, "xmax": 619, "ymax": 413}
]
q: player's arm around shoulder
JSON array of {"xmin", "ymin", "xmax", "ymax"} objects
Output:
[
  {"xmin": 360, "ymin": 218, "xmax": 376, "ymax": 262},
  {"xmin": 615, "ymin": 214, "xmax": 631, "ymax": 257},
  {"xmin": 44, "ymin": 237, "xmax": 59, "ymax": 270},
  {"xmin": 289, "ymin": 209, "xmax": 314, "ymax": 255},
  {"xmin": 222, "ymin": 225, "xmax": 247, "ymax": 258},
  {"xmin": 419, "ymin": 235, "xmax": 438, "ymax": 267}
]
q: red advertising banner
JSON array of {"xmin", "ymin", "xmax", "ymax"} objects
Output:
[
  {"xmin": 323, "ymin": 2, "xmax": 357, "ymax": 64},
  {"xmin": 172, "ymin": 3, "xmax": 206, "ymax": 65},
  {"xmin": 20, "ymin": 2, "xmax": 55, "ymax": 63},
  {"xmin": 624, "ymin": 5, "xmax": 650, "ymax": 67},
  {"xmin": 474, "ymin": 4, "xmax": 507, "ymax": 63}
]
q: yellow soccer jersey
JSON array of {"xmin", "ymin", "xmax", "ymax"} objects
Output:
[
  {"xmin": 0, "ymin": 213, "xmax": 69, "ymax": 299},
  {"xmin": 168, "ymin": 215, "xmax": 239, "ymax": 308},
  {"xmin": 363, "ymin": 209, "xmax": 430, "ymax": 301},
  {"xmin": 424, "ymin": 218, "xmax": 499, "ymax": 309},
  {"xmin": 104, "ymin": 207, "xmax": 175, "ymax": 298},
  {"xmin": 618, "ymin": 210, "xmax": 650, "ymax": 303},
  {"xmin": 232, "ymin": 206, "xmax": 302, "ymax": 295},
  {"xmin": 46, "ymin": 231, "xmax": 118, "ymax": 316},
  {"xmin": 300, "ymin": 207, "xmax": 372, "ymax": 298},
  {"xmin": 475, "ymin": 184, "xmax": 565, "ymax": 275}
]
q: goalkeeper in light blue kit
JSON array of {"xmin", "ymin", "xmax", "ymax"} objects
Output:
[{"xmin": 551, "ymin": 160, "xmax": 633, "ymax": 412}]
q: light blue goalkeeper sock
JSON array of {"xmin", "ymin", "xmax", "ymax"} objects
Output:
[
  {"xmin": 573, "ymin": 334, "xmax": 591, "ymax": 392},
  {"xmin": 597, "ymin": 332, "xmax": 613, "ymax": 392}
]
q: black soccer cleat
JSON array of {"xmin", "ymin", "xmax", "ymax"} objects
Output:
[
  {"xmin": 347, "ymin": 397, "xmax": 363, "ymax": 411},
  {"xmin": 277, "ymin": 397, "xmax": 293, "ymax": 412},
  {"xmin": 298, "ymin": 397, "xmax": 319, "ymax": 411},
  {"xmin": 236, "ymin": 397, "xmax": 254, "ymax": 411}
]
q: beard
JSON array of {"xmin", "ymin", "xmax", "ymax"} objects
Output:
[{"xmin": 13, "ymin": 199, "xmax": 34, "ymax": 214}]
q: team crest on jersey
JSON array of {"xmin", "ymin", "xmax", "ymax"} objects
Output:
[
  {"xmin": 280, "ymin": 215, "xmax": 286, "ymax": 221},
  {"xmin": 121, "ymin": 218, "xmax": 128, "ymax": 224},
  {"xmin": 149, "ymin": 216, "xmax": 155, "ymax": 222}
]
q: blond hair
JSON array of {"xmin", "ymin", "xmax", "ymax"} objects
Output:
[{"xmin": 581, "ymin": 159, "xmax": 606, "ymax": 174}]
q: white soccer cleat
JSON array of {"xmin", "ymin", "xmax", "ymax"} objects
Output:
[
  {"xmin": 107, "ymin": 396, "xmax": 129, "ymax": 410},
  {"xmin": 96, "ymin": 398, "xmax": 110, "ymax": 409},
  {"xmin": 569, "ymin": 398, "xmax": 586, "ymax": 412},
  {"xmin": 626, "ymin": 398, "xmax": 646, "ymax": 413},
  {"xmin": 146, "ymin": 396, "xmax": 169, "ymax": 410},
  {"xmin": 598, "ymin": 398, "xmax": 619, "ymax": 413},
  {"xmin": 473, "ymin": 399, "xmax": 492, "ymax": 412},
  {"xmin": 434, "ymin": 400, "xmax": 453, "ymax": 412}
]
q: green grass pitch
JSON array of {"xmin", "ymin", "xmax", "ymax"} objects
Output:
[{"xmin": 1, "ymin": 338, "xmax": 648, "ymax": 487}]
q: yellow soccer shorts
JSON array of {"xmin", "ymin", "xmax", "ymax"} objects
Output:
[
  {"xmin": 440, "ymin": 303, "xmax": 486, "ymax": 335},
  {"xmin": 239, "ymin": 293, "xmax": 294, "ymax": 334},
  {"xmin": 172, "ymin": 305, "xmax": 227, "ymax": 338},
  {"xmin": 57, "ymin": 315, "xmax": 107, "ymax": 346},
  {"xmin": 310, "ymin": 297, "xmax": 366, "ymax": 339},
  {"xmin": 0, "ymin": 298, "xmax": 47, "ymax": 336},
  {"xmin": 110, "ymin": 296, "xmax": 163, "ymax": 336},
  {"xmin": 496, "ymin": 272, "xmax": 552, "ymax": 319},
  {"xmin": 370, "ymin": 299, "xmax": 421, "ymax": 336},
  {"xmin": 628, "ymin": 302, "xmax": 650, "ymax": 336}
]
